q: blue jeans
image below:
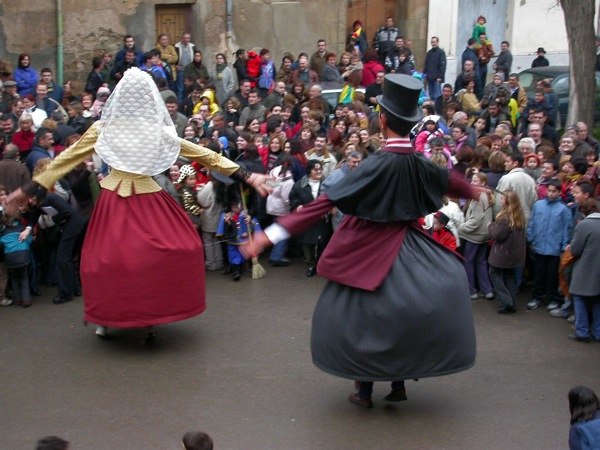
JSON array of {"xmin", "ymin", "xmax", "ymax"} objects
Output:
[
  {"xmin": 270, "ymin": 239, "xmax": 288, "ymax": 262},
  {"xmin": 427, "ymin": 80, "xmax": 441, "ymax": 100},
  {"xmin": 175, "ymin": 70, "xmax": 185, "ymax": 103},
  {"xmin": 463, "ymin": 241, "xmax": 493, "ymax": 296},
  {"xmin": 573, "ymin": 294, "xmax": 600, "ymax": 340}
]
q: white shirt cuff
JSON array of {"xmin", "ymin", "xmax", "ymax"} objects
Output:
[{"xmin": 264, "ymin": 223, "xmax": 290, "ymax": 245}]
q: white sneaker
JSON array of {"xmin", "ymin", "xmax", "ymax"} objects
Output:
[
  {"xmin": 95, "ymin": 326, "xmax": 108, "ymax": 338},
  {"xmin": 567, "ymin": 314, "xmax": 575, "ymax": 323},
  {"xmin": 470, "ymin": 293, "xmax": 479, "ymax": 300},
  {"xmin": 484, "ymin": 292, "xmax": 495, "ymax": 300},
  {"xmin": 527, "ymin": 299, "xmax": 542, "ymax": 310},
  {"xmin": 0, "ymin": 298, "xmax": 13, "ymax": 306},
  {"xmin": 546, "ymin": 301, "xmax": 561, "ymax": 311},
  {"xmin": 550, "ymin": 308, "xmax": 568, "ymax": 318}
]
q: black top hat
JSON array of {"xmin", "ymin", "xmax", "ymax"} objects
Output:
[
  {"xmin": 537, "ymin": 47, "xmax": 546, "ymax": 54},
  {"xmin": 376, "ymin": 74, "xmax": 423, "ymax": 123}
]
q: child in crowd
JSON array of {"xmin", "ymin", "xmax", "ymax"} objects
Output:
[
  {"xmin": 216, "ymin": 198, "xmax": 261, "ymax": 281},
  {"xmin": 414, "ymin": 116, "xmax": 445, "ymax": 154},
  {"xmin": 197, "ymin": 171, "xmax": 230, "ymax": 271},
  {"xmin": 568, "ymin": 386, "xmax": 600, "ymax": 449},
  {"xmin": 182, "ymin": 431, "xmax": 213, "ymax": 450},
  {"xmin": 431, "ymin": 211, "xmax": 457, "ymax": 251},
  {"xmin": 0, "ymin": 185, "xmax": 10, "ymax": 307},
  {"xmin": 472, "ymin": 15, "xmax": 487, "ymax": 43},
  {"xmin": 524, "ymin": 153, "xmax": 542, "ymax": 180},
  {"xmin": 0, "ymin": 207, "xmax": 33, "ymax": 307},
  {"xmin": 526, "ymin": 178, "xmax": 572, "ymax": 311},
  {"xmin": 458, "ymin": 172, "xmax": 495, "ymax": 300},
  {"xmin": 488, "ymin": 190, "xmax": 527, "ymax": 314},
  {"xmin": 176, "ymin": 165, "xmax": 203, "ymax": 229}
]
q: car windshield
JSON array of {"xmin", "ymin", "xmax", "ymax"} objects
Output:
[{"xmin": 519, "ymin": 73, "xmax": 555, "ymax": 94}]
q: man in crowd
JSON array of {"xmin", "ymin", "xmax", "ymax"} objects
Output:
[
  {"xmin": 174, "ymin": 32, "xmax": 196, "ymax": 102},
  {"xmin": 40, "ymin": 68, "xmax": 64, "ymax": 104},
  {"xmin": 309, "ymin": 39, "xmax": 328, "ymax": 80},
  {"xmin": 290, "ymin": 56, "xmax": 318, "ymax": 84},
  {"xmin": 35, "ymin": 83, "xmax": 59, "ymax": 116},
  {"xmin": 493, "ymin": 41, "xmax": 513, "ymax": 75},
  {"xmin": 532, "ymin": 47, "xmax": 549, "ymax": 68},
  {"xmin": 373, "ymin": 16, "xmax": 400, "ymax": 62},
  {"xmin": 262, "ymin": 80, "xmax": 286, "ymax": 111},
  {"xmin": 475, "ymin": 32, "xmax": 495, "ymax": 89},
  {"xmin": 110, "ymin": 49, "xmax": 139, "ymax": 85},
  {"xmin": 365, "ymin": 70, "xmax": 385, "ymax": 109},
  {"xmin": 306, "ymin": 132, "xmax": 337, "ymax": 179},
  {"xmin": 0, "ymin": 143, "xmax": 31, "ymax": 192},
  {"xmin": 115, "ymin": 34, "xmax": 144, "ymax": 66},
  {"xmin": 165, "ymin": 96, "xmax": 188, "ymax": 137},
  {"xmin": 238, "ymin": 89, "xmax": 266, "ymax": 131},
  {"xmin": 435, "ymin": 83, "xmax": 457, "ymax": 117},
  {"xmin": 424, "ymin": 36, "xmax": 446, "ymax": 100}
]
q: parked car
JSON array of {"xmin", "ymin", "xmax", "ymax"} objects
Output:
[
  {"xmin": 517, "ymin": 66, "xmax": 600, "ymax": 126},
  {"xmin": 319, "ymin": 82, "xmax": 367, "ymax": 120}
]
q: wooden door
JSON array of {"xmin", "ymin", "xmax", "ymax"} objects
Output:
[
  {"xmin": 155, "ymin": 4, "xmax": 193, "ymax": 44},
  {"xmin": 346, "ymin": 0, "xmax": 397, "ymax": 48}
]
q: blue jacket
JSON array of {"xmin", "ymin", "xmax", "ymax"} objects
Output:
[
  {"xmin": 25, "ymin": 144, "xmax": 52, "ymax": 174},
  {"xmin": 14, "ymin": 67, "xmax": 39, "ymax": 97},
  {"xmin": 569, "ymin": 414, "xmax": 600, "ymax": 450},
  {"xmin": 0, "ymin": 220, "xmax": 32, "ymax": 268},
  {"xmin": 527, "ymin": 197, "xmax": 572, "ymax": 256}
]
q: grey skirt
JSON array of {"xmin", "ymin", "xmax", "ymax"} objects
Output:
[{"xmin": 311, "ymin": 228, "xmax": 476, "ymax": 381}]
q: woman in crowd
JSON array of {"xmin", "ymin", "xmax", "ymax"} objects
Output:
[
  {"xmin": 568, "ymin": 386, "xmax": 600, "ymax": 449},
  {"xmin": 457, "ymin": 78, "xmax": 480, "ymax": 126},
  {"xmin": 12, "ymin": 113, "xmax": 36, "ymax": 160},
  {"xmin": 568, "ymin": 199, "xmax": 600, "ymax": 343},
  {"xmin": 488, "ymin": 190, "xmax": 527, "ymax": 314},
  {"xmin": 298, "ymin": 124, "xmax": 315, "ymax": 154},
  {"xmin": 283, "ymin": 138, "xmax": 307, "ymax": 181},
  {"xmin": 288, "ymin": 160, "xmax": 331, "ymax": 277},
  {"xmin": 13, "ymin": 53, "xmax": 38, "ymax": 97},
  {"xmin": 276, "ymin": 54, "xmax": 294, "ymax": 86},
  {"xmin": 266, "ymin": 154, "xmax": 295, "ymax": 266},
  {"xmin": 458, "ymin": 172, "xmax": 495, "ymax": 300},
  {"xmin": 212, "ymin": 53, "xmax": 234, "ymax": 105},
  {"xmin": 183, "ymin": 123, "xmax": 201, "ymax": 144}
]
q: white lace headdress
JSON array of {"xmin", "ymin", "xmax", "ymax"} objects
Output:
[{"xmin": 95, "ymin": 67, "xmax": 180, "ymax": 175}]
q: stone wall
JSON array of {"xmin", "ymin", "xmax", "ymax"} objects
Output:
[{"xmin": 0, "ymin": 0, "xmax": 348, "ymax": 86}]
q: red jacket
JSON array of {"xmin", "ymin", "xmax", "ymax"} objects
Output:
[{"xmin": 432, "ymin": 227, "xmax": 457, "ymax": 251}]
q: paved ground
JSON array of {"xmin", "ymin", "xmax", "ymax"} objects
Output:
[{"xmin": 1, "ymin": 260, "xmax": 598, "ymax": 450}]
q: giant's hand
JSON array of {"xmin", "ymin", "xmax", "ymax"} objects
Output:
[
  {"xmin": 246, "ymin": 173, "xmax": 274, "ymax": 197},
  {"xmin": 5, "ymin": 188, "xmax": 29, "ymax": 217},
  {"xmin": 239, "ymin": 230, "xmax": 273, "ymax": 260}
]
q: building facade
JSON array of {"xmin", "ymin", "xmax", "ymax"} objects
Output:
[{"xmin": 0, "ymin": 0, "xmax": 593, "ymax": 86}]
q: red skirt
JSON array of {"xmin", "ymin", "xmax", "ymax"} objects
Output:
[{"xmin": 81, "ymin": 188, "xmax": 206, "ymax": 328}]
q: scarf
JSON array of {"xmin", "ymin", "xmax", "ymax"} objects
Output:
[{"xmin": 215, "ymin": 62, "xmax": 227, "ymax": 80}]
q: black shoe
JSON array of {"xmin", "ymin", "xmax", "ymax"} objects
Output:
[
  {"xmin": 384, "ymin": 389, "xmax": 407, "ymax": 402},
  {"xmin": 222, "ymin": 265, "xmax": 232, "ymax": 275},
  {"xmin": 568, "ymin": 334, "xmax": 591, "ymax": 343},
  {"xmin": 348, "ymin": 392, "xmax": 373, "ymax": 408},
  {"xmin": 306, "ymin": 267, "xmax": 316, "ymax": 277},
  {"xmin": 31, "ymin": 289, "xmax": 41, "ymax": 297},
  {"xmin": 498, "ymin": 304, "xmax": 517, "ymax": 314},
  {"xmin": 74, "ymin": 290, "xmax": 82, "ymax": 297},
  {"xmin": 233, "ymin": 266, "xmax": 242, "ymax": 281},
  {"xmin": 52, "ymin": 295, "xmax": 73, "ymax": 304},
  {"xmin": 269, "ymin": 259, "xmax": 290, "ymax": 267}
]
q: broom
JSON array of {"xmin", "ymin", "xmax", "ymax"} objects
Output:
[{"xmin": 239, "ymin": 183, "xmax": 266, "ymax": 279}]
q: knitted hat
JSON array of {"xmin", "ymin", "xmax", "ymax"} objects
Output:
[
  {"xmin": 176, "ymin": 164, "xmax": 197, "ymax": 184},
  {"xmin": 434, "ymin": 211, "xmax": 449, "ymax": 225}
]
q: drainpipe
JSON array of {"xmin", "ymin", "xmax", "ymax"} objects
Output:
[
  {"xmin": 226, "ymin": 0, "xmax": 233, "ymax": 53},
  {"xmin": 56, "ymin": 0, "xmax": 64, "ymax": 85}
]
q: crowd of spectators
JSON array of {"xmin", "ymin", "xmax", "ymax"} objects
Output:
[{"xmin": 0, "ymin": 16, "xmax": 599, "ymax": 342}]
